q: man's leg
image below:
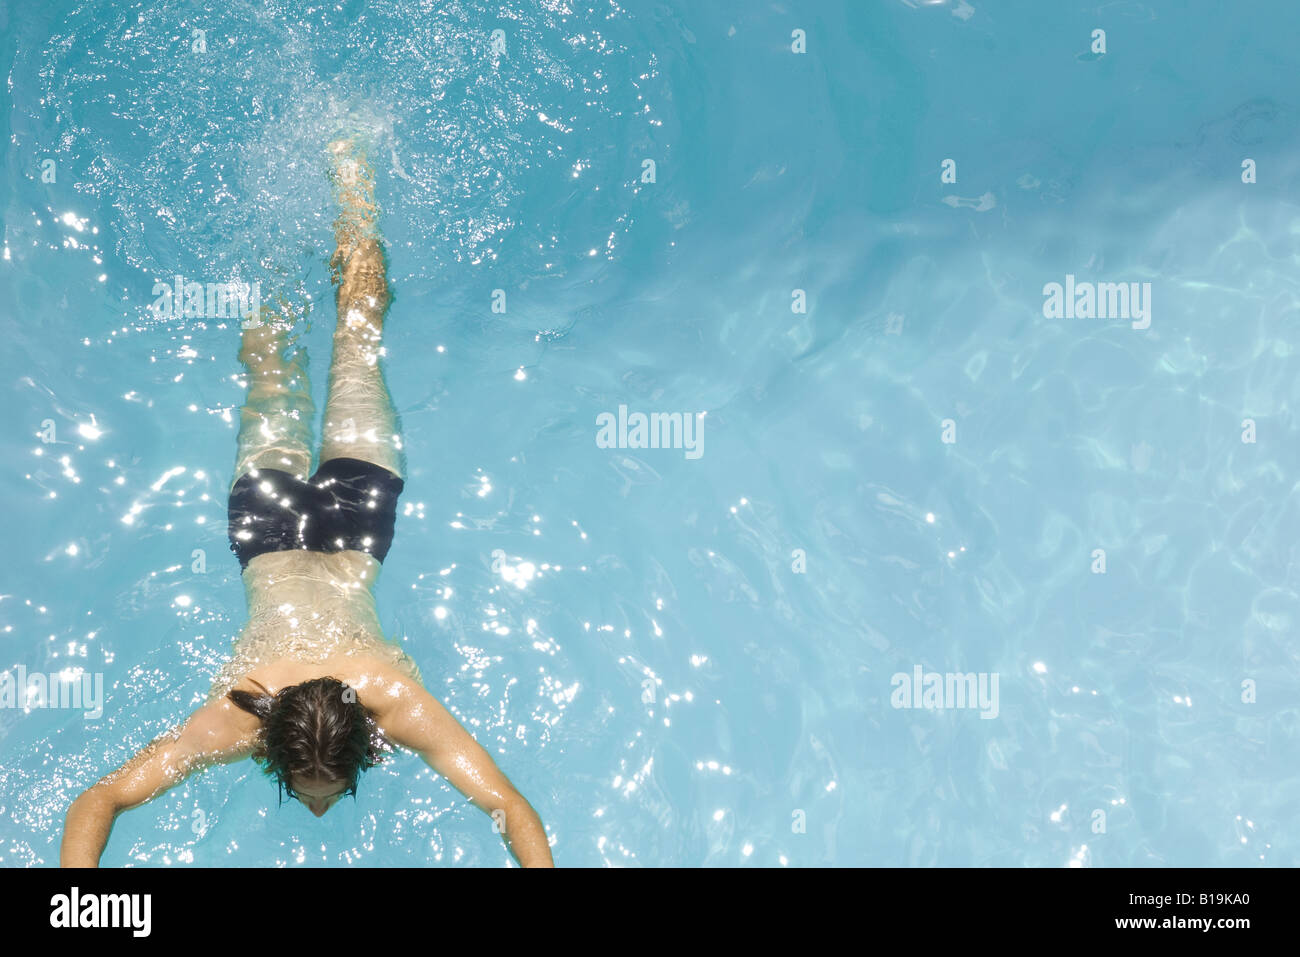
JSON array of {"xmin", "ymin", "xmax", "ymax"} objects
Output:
[
  {"xmin": 232, "ymin": 313, "xmax": 314, "ymax": 486},
  {"xmin": 318, "ymin": 139, "xmax": 404, "ymax": 478}
]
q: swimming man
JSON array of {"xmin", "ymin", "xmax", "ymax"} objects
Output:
[{"xmin": 59, "ymin": 140, "xmax": 555, "ymax": 868}]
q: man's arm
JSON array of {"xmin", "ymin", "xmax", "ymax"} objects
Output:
[
  {"xmin": 374, "ymin": 677, "xmax": 554, "ymax": 867},
  {"xmin": 60, "ymin": 698, "xmax": 257, "ymax": 867}
]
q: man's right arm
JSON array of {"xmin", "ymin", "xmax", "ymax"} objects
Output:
[{"xmin": 60, "ymin": 698, "xmax": 257, "ymax": 867}]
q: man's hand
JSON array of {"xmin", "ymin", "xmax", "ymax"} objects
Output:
[
  {"xmin": 60, "ymin": 699, "xmax": 256, "ymax": 867},
  {"xmin": 374, "ymin": 675, "xmax": 555, "ymax": 867},
  {"xmin": 61, "ymin": 786, "xmax": 119, "ymax": 868}
]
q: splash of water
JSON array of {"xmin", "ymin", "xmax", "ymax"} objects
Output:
[{"xmin": 38, "ymin": 0, "xmax": 642, "ymax": 295}]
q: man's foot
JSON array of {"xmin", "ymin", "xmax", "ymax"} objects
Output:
[
  {"xmin": 327, "ymin": 139, "xmax": 388, "ymax": 328},
  {"xmin": 327, "ymin": 137, "xmax": 369, "ymax": 187},
  {"xmin": 328, "ymin": 138, "xmax": 377, "ymax": 259},
  {"xmin": 238, "ymin": 321, "xmax": 286, "ymax": 371},
  {"xmin": 238, "ymin": 302, "xmax": 302, "ymax": 368}
]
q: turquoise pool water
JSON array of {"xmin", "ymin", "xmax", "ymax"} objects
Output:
[{"xmin": 1, "ymin": 0, "xmax": 1298, "ymax": 866}]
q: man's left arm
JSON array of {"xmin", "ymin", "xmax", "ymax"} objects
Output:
[{"xmin": 375, "ymin": 676, "xmax": 555, "ymax": 867}]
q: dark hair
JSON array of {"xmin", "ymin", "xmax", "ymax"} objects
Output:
[{"xmin": 228, "ymin": 676, "xmax": 388, "ymax": 803}]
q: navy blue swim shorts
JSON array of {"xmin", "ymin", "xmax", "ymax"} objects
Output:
[{"xmin": 227, "ymin": 457, "xmax": 404, "ymax": 570}]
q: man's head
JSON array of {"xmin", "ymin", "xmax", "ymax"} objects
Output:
[{"xmin": 228, "ymin": 676, "xmax": 386, "ymax": 813}]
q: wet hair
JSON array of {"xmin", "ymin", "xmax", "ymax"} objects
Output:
[{"xmin": 228, "ymin": 676, "xmax": 388, "ymax": 804}]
